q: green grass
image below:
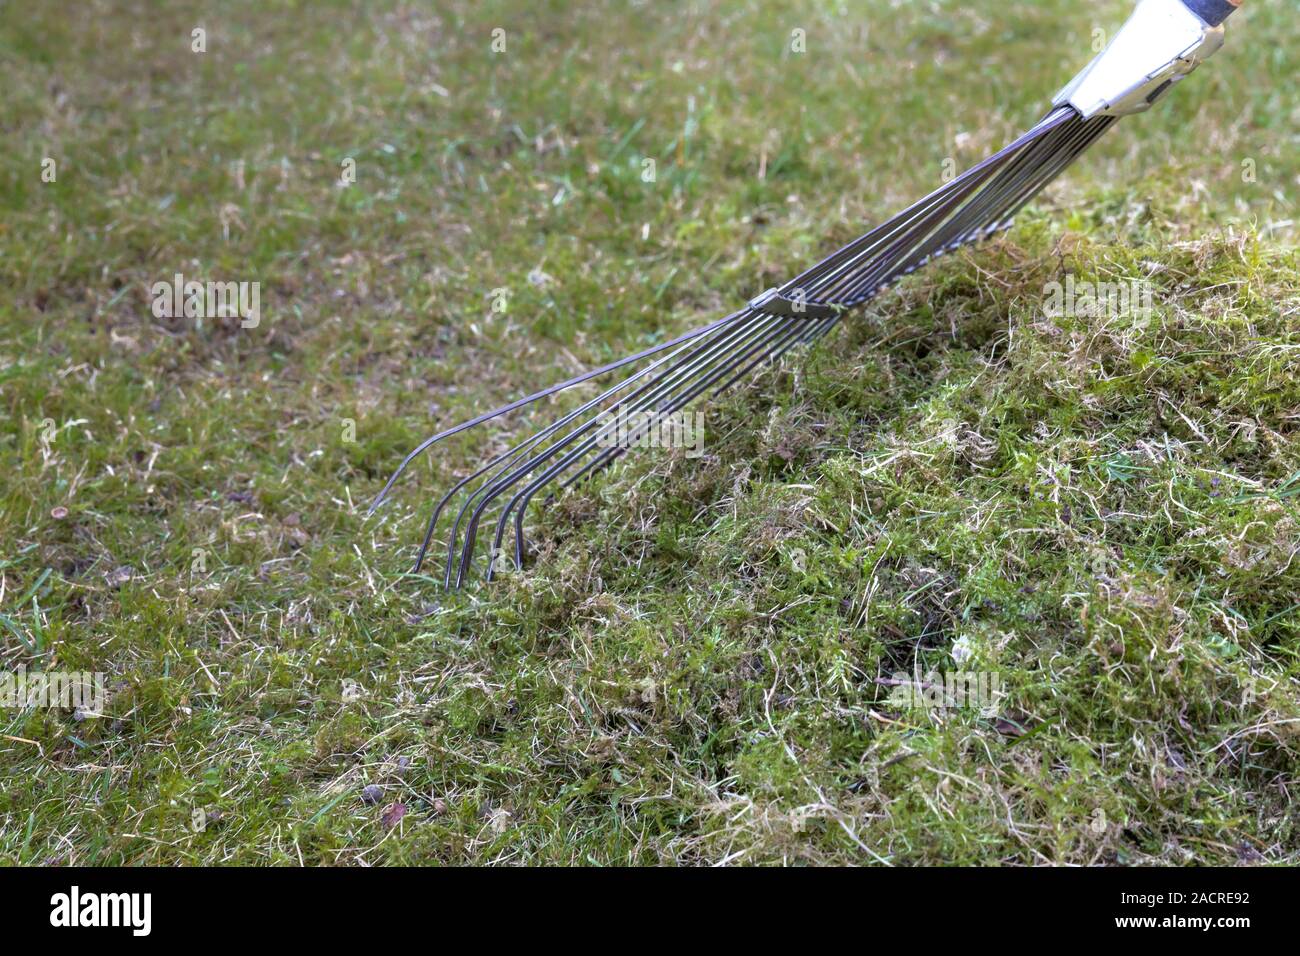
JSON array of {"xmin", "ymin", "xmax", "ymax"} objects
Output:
[{"xmin": 0, "ymin": 0, "xmax": 1297, "ymax": 865}]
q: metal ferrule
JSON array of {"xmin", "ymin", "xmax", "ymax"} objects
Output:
[{"xmin": 1053, "ymin": 0, "xmax": 1227, "ymax": 118}]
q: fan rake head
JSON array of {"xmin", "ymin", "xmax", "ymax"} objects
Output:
[
  {"xmin": 370, "ymin": 105, "xmax": 1117, "ymax": 587},
  {"xmin": 372, "ymin": 0, "xmax": 1243, "ymax": 588}
]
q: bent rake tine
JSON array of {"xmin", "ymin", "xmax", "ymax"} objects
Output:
[
  {"xmin": 370, "ymin": 310, "xmax": 748, "ymax": 516},
  {"xmin": 474, "ymin": 312, "xmax": 791, "ymax": 582},
  {"xmin": 423, "ymin": 310, "xmax": 755, "ymax": 579},
  {"xmin": 490, "ymin": 314, "xmax": 816, "ymax": 580}
]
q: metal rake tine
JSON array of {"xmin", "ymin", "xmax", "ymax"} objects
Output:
[
  {"xmin": 816, "ymin": 114, "xmax": 1079, "ymax": 302},
  {"xmin": 790, "ymin": 107, "xmax": 1075, "ymax": 300},
  {"xmin": 990, "ymin": 117, "xmax": 1117, "ymax": 229},
  {"xmin": 548, "ymin": 312, "xmax": 821, "ymax": 495},
  {"xmin": 708, "ymin": 311, "xmax": 836, "ymax": 396},
  {"xmin": 837, "ymin": 111, "xmax": 1086, "ymax": 297},
  {"xmin": 950, "ymin": 117, "xmax": 1109, "ymax": 240},
  {"xmin": 370, "ymin": 310, "xmax": 748, "ymax": 517},
  {"xmin": 798, "ymin": 153, "xmax": 1016, "ymax": 303},
  {"xmin": 568, "ymin": 307, "xmax": 840, "ymax": 489},
  {"xmin": 560, "ymin": 309, "xmax": 843, "ymax": 500},
  {"xmin": 903, "ymin": 117, "xmax": 1088, "ymax": 261},
  {"xmin": 422, "ymin": 310, "xmax": 755, "ymax": 580},
  {"xmin": 793, "ymin": 107, "xmax": 1075, "ymax": 293},
  {"xmin": 492, "ymin": 313, "xmax": 823, "ymax": 574},
  {"xmin": 475, "ymin": 312, "xmax": 795, "ymax": 582},
  {"xmin": 837, "ymin": 115, "xmax": 1103, "ymax": 301},
  {"xmin": 410, "ymin": 314, "xmax": 746, "ymax": 577},
  {"xmin": 807, "ymin": 135, "xmax": 1037, "ymax": 304},
  {"xmin": 461, "ymin": 312, "xmax": 787, "ymax": 583}
]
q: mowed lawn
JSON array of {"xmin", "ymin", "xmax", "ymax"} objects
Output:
[{"xmin": 1, "ymin": 0, "xmax": 1297, "ymax": 864}]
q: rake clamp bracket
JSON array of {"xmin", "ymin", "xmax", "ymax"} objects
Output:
[{"xmin": 748, "ymin": 287, "xmax": 843, "ymax": 320}]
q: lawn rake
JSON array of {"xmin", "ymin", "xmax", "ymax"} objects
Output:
[{"xmin": 372, "ymin": 0, "xmax": 1245, "ymax": 588}]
